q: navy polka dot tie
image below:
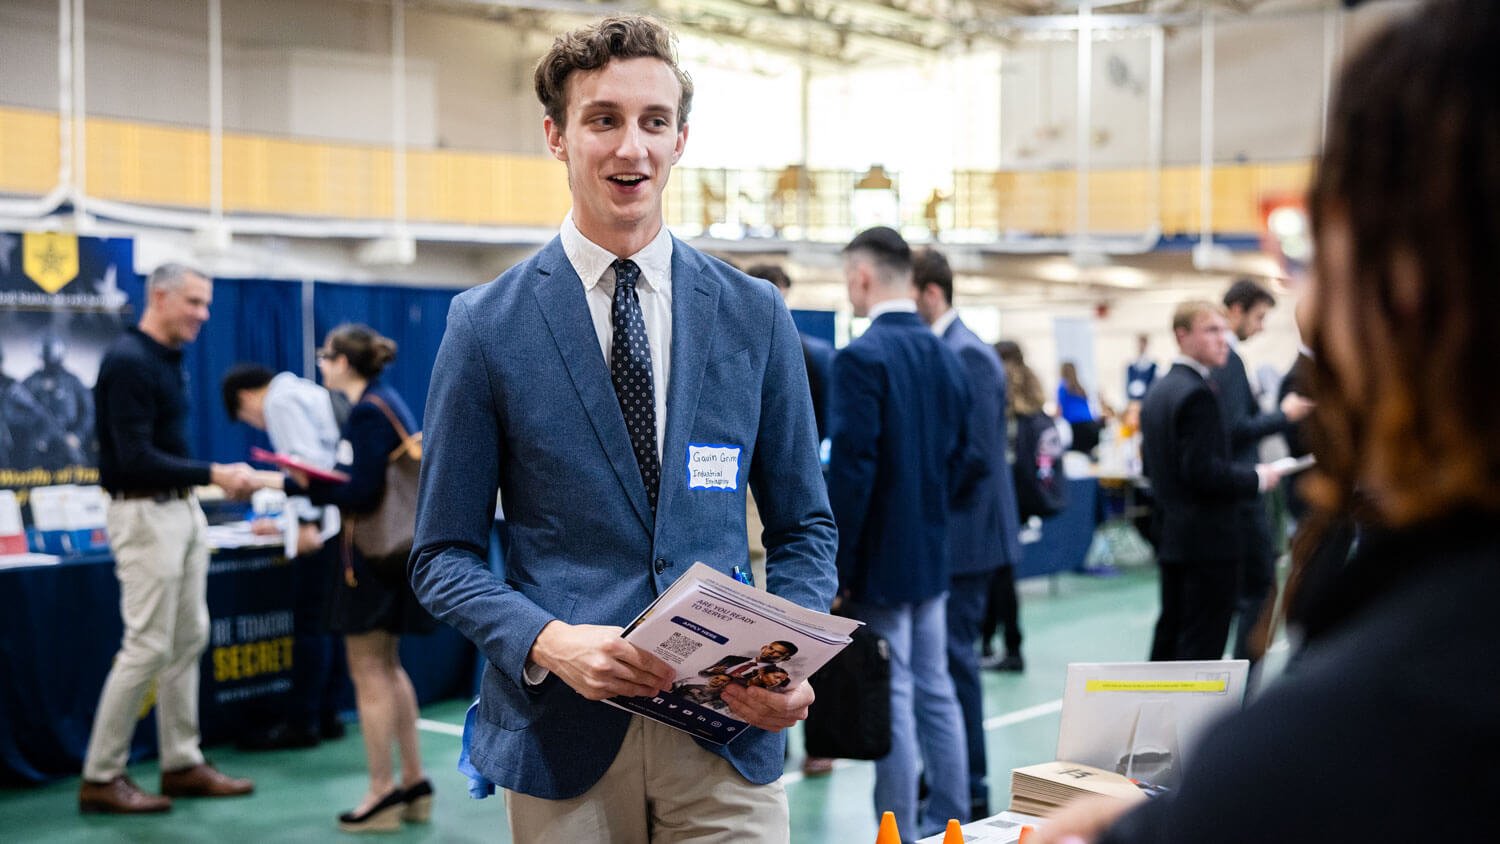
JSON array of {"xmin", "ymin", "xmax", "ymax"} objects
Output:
[{"xmin": 610, "ymin": 259, "xmax": 660, "ymax": 513}]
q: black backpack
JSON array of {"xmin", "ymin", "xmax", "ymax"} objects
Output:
[{"xmin": 1013, "ymin": 411, "xmax": 1068, "ymax": 521}]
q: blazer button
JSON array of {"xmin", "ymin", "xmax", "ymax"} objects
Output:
[{"xmin": 654, "ymin": 558, "xmax": 669, "ymax": 574}]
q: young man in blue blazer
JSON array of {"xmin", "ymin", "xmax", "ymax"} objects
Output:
[
  {"xmin": 829, "ymin": 226, "xmax": 982, "ymax": 839},
  {"xmin": 408, "ymin": 15, "xmax": 836, "ymax": 843}
]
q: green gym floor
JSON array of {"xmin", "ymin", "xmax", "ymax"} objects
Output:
[{"xmin": 0, "ymin": 568, "xmax": 1168, "ymax": 843}]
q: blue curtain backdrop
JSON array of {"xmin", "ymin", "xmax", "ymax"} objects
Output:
[
  {"xmin": 790, "ymin": 309, "xmax": 836, "ymax": 346},
  {"xmin": 122, "ymin": 276, "xmax": 304, "ymax": 465},
  {"xmin": 312, "ymin": 281, "xmax": 461, "ymax": 426},
  {"xmin": 114, "ymin": 270, "xmax": 833, "ymax": 467}
]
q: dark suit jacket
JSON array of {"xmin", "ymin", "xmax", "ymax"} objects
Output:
[
  {"xmin": 1211, "ymin": 347, "xmax": 1287, "ymax": 465},
  {"xmin": 828, "ymin": 310, "xmax": 979, "ymax": 606},
  {"xmin": 942, "ymin": 316, "xmax": 1021, "ymax": 574},
  {"xmin": 295, "ymin": 381, "xmax": 415, "ymax": 514},
  {"xmin": 1278, "ymin": 352, "xmax": 1313, "ymax": 459},
  {"xmin": 801, "ymin": 333, "xmax": 835, "ymax": 441},
  {"xmin": 409, "ymin": 236, "xmax": 838, "ymax": 800},
  {"xmin": 1140, "ymin": 363, "xmax": 1259, "ymax": 563}
]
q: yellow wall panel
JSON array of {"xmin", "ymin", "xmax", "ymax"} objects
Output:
[
  {"xmin": 0, "ymin": 107, "xmax": 61, "ymax": 196},
  {"xmin": 2, "ymin": 106, "xmax": 1318, "ymax": 239},
  {"xmin": 85, "ymin": 117, "xmax": 210, "ymax": 208}
]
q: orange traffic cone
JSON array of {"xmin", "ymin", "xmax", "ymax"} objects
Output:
[
  {"xmin": 875, "ymin": 811, "xmax": 902, "ymax": 844},
  {"xmin": 942, "ymin": 818, "xmax": 965, "ymax": 843}
]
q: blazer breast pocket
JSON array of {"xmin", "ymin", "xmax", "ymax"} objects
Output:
[{"xmin": 697, "ymin": 347, "xmax": 756, "ymax": 433}]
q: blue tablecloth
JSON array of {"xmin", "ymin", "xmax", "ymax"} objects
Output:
[
  {"xmin": 0, "ymin": 545, "xmax": 474, "ymax": 785},
  {"xmin": 1016, "ymin": 477, "xmax": 1100, "ymax": 579}
]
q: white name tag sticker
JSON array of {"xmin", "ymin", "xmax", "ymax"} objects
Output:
[{"xmin": 686, "ymin": 444, "xmax": 741, "ymax": 491}]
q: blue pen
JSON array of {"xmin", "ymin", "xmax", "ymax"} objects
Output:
[{"xmin": 731, "ymin": 565, "xmax": 754, "ymax": 586}]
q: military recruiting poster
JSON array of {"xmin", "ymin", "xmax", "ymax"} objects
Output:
[{"xmin": 0, "ymin": 232, "xmax": 135, "ymax": 516}]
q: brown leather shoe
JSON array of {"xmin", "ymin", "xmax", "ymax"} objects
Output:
[
  {"xmin": 159, "ymin": 763, "xmax": 254, "ymax": 798},
  {"xmin": 78, "ymin": 776, "xmax": 172, "ymax": 814}
]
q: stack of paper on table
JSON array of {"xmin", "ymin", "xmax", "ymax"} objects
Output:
[
  {"xmin": 1009, "ymin": 761, "xmax": 1149, "ymax": 818},
  {"xmin": 609, "ymin": 562, "xmax": 859, "ymax": 745}
]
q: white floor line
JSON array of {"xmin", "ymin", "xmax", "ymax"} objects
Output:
[
  {"xmin": 416, "ymin": 717, "xmax": 465, "ymax": 737},
  {"xmin": 981, "ymin": 698, "xmax": 1063, "ymax": 731}
]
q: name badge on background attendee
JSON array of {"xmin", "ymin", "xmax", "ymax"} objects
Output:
[{"xmin": 686, "ymin": 444, "xmax": 740, "ymax": 491}]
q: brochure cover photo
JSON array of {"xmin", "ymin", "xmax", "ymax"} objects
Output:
[{"xmin": 609, "ymin": 562, "xmax": 859, "ymax": 744}]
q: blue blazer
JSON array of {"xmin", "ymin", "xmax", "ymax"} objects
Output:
[
  {"xmin": 828, "ymin": 310, "xmax": 979, "ymax": 606},
  {"xmin": 942, "ymin": 317, "xmax": 1022, "ymax": 575},
  {"xmin": 409, "ymin": 236, "xmax": 838, "ymax": 800}
]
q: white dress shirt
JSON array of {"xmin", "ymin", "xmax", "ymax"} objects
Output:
[
  {"xmin": 263, "ymin": 371, "xmax": 343, "ymax": 523},
  {"xmin": 930, "ymin": 306, "xmax": 959, "ymax": 338},
  {"xmin": 1172, "ymin": 354, "xmax": 1212, "ymax": 381},
  {"xmin": 867, "ymin": 297, "xmax": 917, "ymax": 321},
  {"xmin": 560, "ymin": 214, "xmax": 673, "ymax": 454}
]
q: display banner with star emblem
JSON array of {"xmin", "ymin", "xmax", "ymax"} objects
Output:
[{"xmin": 1, "ymin": 232, "xmax": 138, "ymax": 518}]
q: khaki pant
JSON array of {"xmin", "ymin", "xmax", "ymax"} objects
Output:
[
  {"xmin": 82, "ymin": 497, "xmax": 210, "ymax": 782},
  {"xmin": 505, "ymin": 716, "xmax": 789, "ymax": 843}
]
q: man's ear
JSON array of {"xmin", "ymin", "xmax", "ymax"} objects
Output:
[
  {"xmin": 671, "ymin": 121, "xmax": 688, "ymax": 164},
  {"xmin": 544, "ymin": 115, "xmax": 568, "ymax": 162}
]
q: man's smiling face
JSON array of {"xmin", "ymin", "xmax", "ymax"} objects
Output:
[{"xmin": 544, "ymin": 56, "xmax": 688, "ymax": 252}]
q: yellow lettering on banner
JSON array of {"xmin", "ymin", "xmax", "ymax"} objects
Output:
[
  {"xmin": 212, "ymin": 636, "xmax": 295, "ymax": 682},
  {"xmin": 1084, "ymin": 680, "xmax": 1228, "ymax": 693}
]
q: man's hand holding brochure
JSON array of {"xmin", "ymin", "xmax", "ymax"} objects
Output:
[{"xmin": 604, "ymin": 562, "xmax": 860, "ymax": 744}]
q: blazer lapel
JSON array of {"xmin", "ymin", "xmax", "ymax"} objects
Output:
[
  {"xmin": 656, "ymin": 241, "xmax": 721, "ymax": 528},
  {"xmin": 531, "ymin": 241, "xmax": 655, "ymax": 535}
]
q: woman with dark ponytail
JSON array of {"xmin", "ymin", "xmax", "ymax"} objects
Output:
[{"xmin": 286, "ymin": 323, "xmax": 435, "ymax": 832}]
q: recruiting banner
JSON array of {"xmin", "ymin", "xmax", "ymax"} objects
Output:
[{"xmin": 0, "ymin": 232, "xmax": 135, "ymax": 514}]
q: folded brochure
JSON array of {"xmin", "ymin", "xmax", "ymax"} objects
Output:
[
  {"xmin": 607, "ymin": 561, "xmax": 859, "ymax": 744},
  {"xmin": 249, "ymin": 447, "xmax": 351, "ymax": 484}
]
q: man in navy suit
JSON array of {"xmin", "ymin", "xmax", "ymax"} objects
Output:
[
  {"xmin": 1211, "ymin": 280, "xmax": 1313, "ymax": 662},
  {"xmin": 914, "ymin": 247, "xmax": 1022, "ymax": 820},
  {"xmin": 830, "ymin": 226, "xmax": 979, "ymax": 839},
  {"xmin": 409, "ymin": 17, "xmax": 836, "ymax": 842},
  {"xmin": 1141, "ymin": 301, "xmax": 1282, "ymax": 661}
]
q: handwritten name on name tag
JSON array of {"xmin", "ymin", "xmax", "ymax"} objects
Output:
[{"xmin": 687, "ymin": 444, "xmax": 740, "ymax": 491}]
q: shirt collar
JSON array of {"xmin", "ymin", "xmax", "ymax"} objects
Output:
[
  {"xmin": 561, "ymin": 213, "xmax": 674, "ymax": 296},
  {"xmin": 930, "ymin": 307, "xmax": 960, "ymax": 338},
  {"xmin": 1173, "ymin": 354, "xmax": 1211, "ymax": 380},
  {"xmin": 868, "ymin": 298, "xmax": 917, "ymax": 321}
]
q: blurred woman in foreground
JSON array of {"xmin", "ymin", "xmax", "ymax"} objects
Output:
[{"xmin": 1039, "ymin": 1, "xmax": 1500, "ymax": 840}]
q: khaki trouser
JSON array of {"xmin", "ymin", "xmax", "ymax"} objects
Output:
[
  {"xmin": 505, "ymin": 715, "xmax": 789, "ymax": 843},
  {"xmin": 82, "ymin": 497, "xmax": 210, "ymax": 781}
]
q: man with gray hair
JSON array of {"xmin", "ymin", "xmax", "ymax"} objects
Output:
[{"xmin": 78, "ymin": 263, "xmax": 262, "ymax": 814}]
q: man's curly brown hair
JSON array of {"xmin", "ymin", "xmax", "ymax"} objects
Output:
[{"xmin": 534, "ymin": 16, "xmax": 694, "ymax": 130}]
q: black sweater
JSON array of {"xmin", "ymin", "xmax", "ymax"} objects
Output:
[{"xmin": 95, "ymin": 327, "xmax": 211, "ymax": 493}]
